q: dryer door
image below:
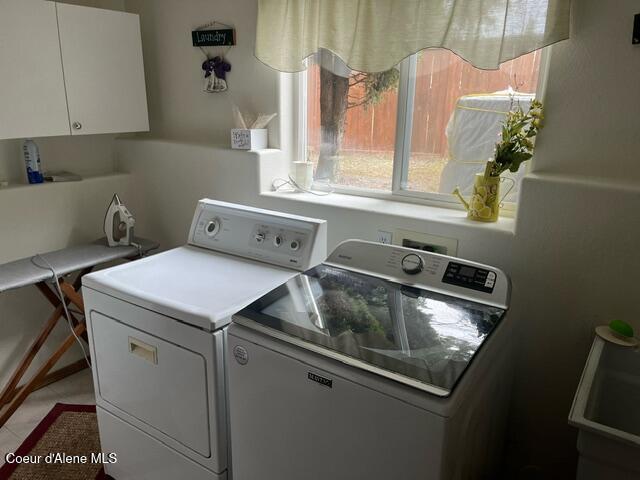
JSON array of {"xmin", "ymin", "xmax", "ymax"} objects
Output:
[
  {"xmin": 91, "ymin": 312, "xmax": 210, "ymax": 456},
  {"xmin": 84, "ymin": 287, "xmax": 228, "ymax": 475}
]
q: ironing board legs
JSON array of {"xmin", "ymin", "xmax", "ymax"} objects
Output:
[
  {"xmin": 0, "ymin": 277, "xmax": 90, "ymax": 428},
  {"xmin": 1, "ymin": 360, "xmax": 88, "ymax": 407},
  {"xmin": 0, "ymin": 322, "xmax": 87, "ymax": 428},
  {"xmin": 36, "ymin": 267, "xmax": 91, "ymax": 343},
  {"xmin": 0, "ymin": 303, "xmax": 67, "ymax": 408}
]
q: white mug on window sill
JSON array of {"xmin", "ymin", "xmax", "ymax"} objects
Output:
[{"xmin": 293, "ymin": 161, "xmax": 314, "ymax": 190}]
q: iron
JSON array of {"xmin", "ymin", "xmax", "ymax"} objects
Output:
[{"xmin": 104, "ymin": 194, "xmax": 135, "ymax": 247}]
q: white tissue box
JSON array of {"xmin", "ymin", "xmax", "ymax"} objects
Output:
[{"xmin": 230, "ymin": 129, "xmax": 268, "ymax": 150}]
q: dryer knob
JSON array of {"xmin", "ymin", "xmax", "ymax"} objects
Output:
[
  {"xmin": 289, "ymin": 240, "xmax": 301, "ymax": 251},
  {"xmin": 205, "ymin": 219, "xmax": 221, "ymax": 237},
  {"xmin": 401, "ymin": 253, "xmax": 424, "ymax": 275}
]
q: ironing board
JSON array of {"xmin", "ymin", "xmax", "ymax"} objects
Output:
[{"xmin": 0, "ymin": 237, "xmax": 159, "ymax": 428}]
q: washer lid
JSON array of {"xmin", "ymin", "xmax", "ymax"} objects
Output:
[
  {"xmin": 234, "ymin": 263, "xmax": 506, "ymax": 396},
  {"xmin": 82, "ymin": 246, "xmax": 298, "ymax": 331}
]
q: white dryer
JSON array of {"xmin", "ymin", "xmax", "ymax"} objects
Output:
[
  {"xmin": 227, "ymin": 240, "xmax": 512, "ymax": 480},
  {"xmin": 82, "ymin": 199, "xmax": 326, "ymax": 480}
]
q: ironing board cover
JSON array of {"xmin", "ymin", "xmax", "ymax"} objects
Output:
[{"xmin": 0, "ymin": 238, "xmax": 158, "ymax": 293}]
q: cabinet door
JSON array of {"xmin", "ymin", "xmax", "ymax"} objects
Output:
[
  {"xmin": 56, "ymin": 3, "xmax": 149, "ymax": 136},
  {"xmin": 0, "ymin": 0, "xmax": 70, "ymax": 140}
]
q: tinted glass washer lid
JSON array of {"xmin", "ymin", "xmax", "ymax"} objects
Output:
[{"xmin": 234, "ymin": 240, "xmax": 510, "ymax": 397}]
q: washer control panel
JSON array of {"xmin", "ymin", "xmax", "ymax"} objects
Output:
[
  {"xmin": 189, "ymin": 199, "xmax": 327, "ymax": 271},
  {"xmin": 326, "ymin": 240, "xmax": 509, "ymax": 308},
  {"xmin": 442, "ymin": 261, "xmax": 496, "ymax": 293}
]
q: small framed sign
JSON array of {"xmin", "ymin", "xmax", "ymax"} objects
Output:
[
  {"xmin": 192, "ymin": 29, "xmax": 235, "ymax": 47},
  {"xmin": 231, "ymin": 129, "xmax": 268, "ymax": 150}
]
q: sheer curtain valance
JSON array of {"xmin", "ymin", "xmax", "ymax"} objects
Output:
[{"xmin": 256, "ymin": 0, "xmax": 571, "ymax": 72}]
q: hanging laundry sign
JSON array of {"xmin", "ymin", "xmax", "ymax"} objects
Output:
[
  {"xmin": 193, "ymin": 22, "xmax": 235, "ymax": 93},
  {"xmin": 192, "ymin": 29, "xmax": 235, "ymax": 47}
]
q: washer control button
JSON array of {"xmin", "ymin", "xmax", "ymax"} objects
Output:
[
  {"xmin": 205, "ymin": 219, "xmax": 221, "ymax": 237},
  {"xmin": 401, "ymin": 254, "xmax": 424, "ymax": 275},
  {"xmin": 274, "ymin": 235, "xmax": 283, "ymax": 247},
  {"xmin": 255, "ymin": 232, "xmax": 266, "ymax": 243},
  {"xmin": 289, "ymin": 240, "xmax": 301, "ymax": 251}
]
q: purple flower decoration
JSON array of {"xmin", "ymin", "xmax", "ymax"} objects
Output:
[{"xmin": 202, "ymin": 56, "xmax": 231, "ymax": 80}]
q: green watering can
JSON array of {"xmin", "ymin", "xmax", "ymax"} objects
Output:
[{"xmin": 453, "ymin": 174, "xmax": 515, "ymax": 222}]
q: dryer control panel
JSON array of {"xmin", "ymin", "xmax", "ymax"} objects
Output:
[{"xmin": 189, "ymin": 199, "xmax": 327, "ymax": 271}]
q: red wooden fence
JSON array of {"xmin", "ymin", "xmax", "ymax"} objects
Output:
[{"xmin": 307, "ymin": 49, "xmax": 541, "ymax": 157}]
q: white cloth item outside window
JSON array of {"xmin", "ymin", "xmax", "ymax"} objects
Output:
[{"xmin": 439, "ymin": 91, "xmax": 534, "ymax": 202}]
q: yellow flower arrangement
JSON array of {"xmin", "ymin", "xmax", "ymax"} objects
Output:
[
  {"xmin": 452, "ymin": 99, "xmax": 544, "ymax": 222},
  {"xmin": 485, "ymin": 99, "xmax": 544, "ymax": 178}
]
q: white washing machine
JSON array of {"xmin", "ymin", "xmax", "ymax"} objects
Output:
[
  {"xmin": 227, "ymin": 240, "xmax": 512, "ymax": 480},
  {"xmin": 82, "ymin": 199, "xmax": 326, "ymax": 480}
]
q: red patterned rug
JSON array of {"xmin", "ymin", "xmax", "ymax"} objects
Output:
[{"xmin": 0, "ymin": 404, "xmax": 109, "ymax": 480}]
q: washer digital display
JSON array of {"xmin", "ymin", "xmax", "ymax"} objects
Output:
[{"xmin": 442, "ymin": 262, "xmax": 495, "ymax": 293}]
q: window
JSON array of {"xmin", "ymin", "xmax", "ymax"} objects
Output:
[{"xmin": 303, "ymin": 48, "xmax": 544, "ymax": 205}]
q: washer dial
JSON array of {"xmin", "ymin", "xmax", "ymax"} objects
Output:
[{"xmin": 401, "ymin": 253, "xmax": 424, "ymax": 275}]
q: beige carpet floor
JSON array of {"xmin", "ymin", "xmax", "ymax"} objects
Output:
[{"xmin": 0, "ymin": 404, "xmax": 106, "ymax": 480}]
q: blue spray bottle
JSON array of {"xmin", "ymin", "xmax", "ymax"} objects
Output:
[{"xmin": 23, "ymin": 139, "xmax": 44, "ymax": 184}]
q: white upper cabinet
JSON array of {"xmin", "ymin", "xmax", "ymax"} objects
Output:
[
  {"xmin": 0, "ymin": 1, "xmax": 149, "ymax": 140},
  {"xmin": 56, "ymin": 3, "xmax": 149, "ymax": 136},
  {"xmin": 0, "ymin": 0, "xmax": 70, "ymax": 140}
]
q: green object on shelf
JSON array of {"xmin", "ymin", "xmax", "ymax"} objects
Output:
[{"xmin": 609, "ymin": 320, "xmax": 634, "ymax": 338}]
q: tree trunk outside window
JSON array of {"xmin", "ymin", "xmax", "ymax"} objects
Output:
[
  {"xmin": 315, "ymin": 68, "xmax": 350, "ymax": 181},
  {"xmin": 314, "ymin": 66, "xmax": 399, "ymax": 182}
]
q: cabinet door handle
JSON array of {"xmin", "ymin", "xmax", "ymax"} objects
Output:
[
  {"xmin": 128, "ymin": 336, "xmax": 157, "ymax": 365},
  {"xmin": 72, "ymin": 121, "xmax": 82, "ymax": 130}
]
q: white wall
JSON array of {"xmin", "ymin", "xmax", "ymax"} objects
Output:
[
  {"xmin": 507, "ymin": 174, "xmax": 639, "ymax": 475},
  {"xmin": 502, "ymin": 2, "xmax": 640, "ymax": 472},
  {"xmin": 124, "ymin": 0, "xmax": 280, "ymax": 148},
  {"xmin": 533, "ymin": 1, "xmax": 640, "ymax": 181},
  {"xmin": 114, "ymin": 0, "xmax": 640, "ymax": 478}
]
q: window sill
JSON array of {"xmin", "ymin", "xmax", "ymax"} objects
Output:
[{"xmin": 261, "ymin": 190, "xmax": 516, "ymax": 235}]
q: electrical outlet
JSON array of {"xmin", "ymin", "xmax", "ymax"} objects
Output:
[{"xmin": 376, "ymin": 230, "xmax": 393, "ymax": 244}]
